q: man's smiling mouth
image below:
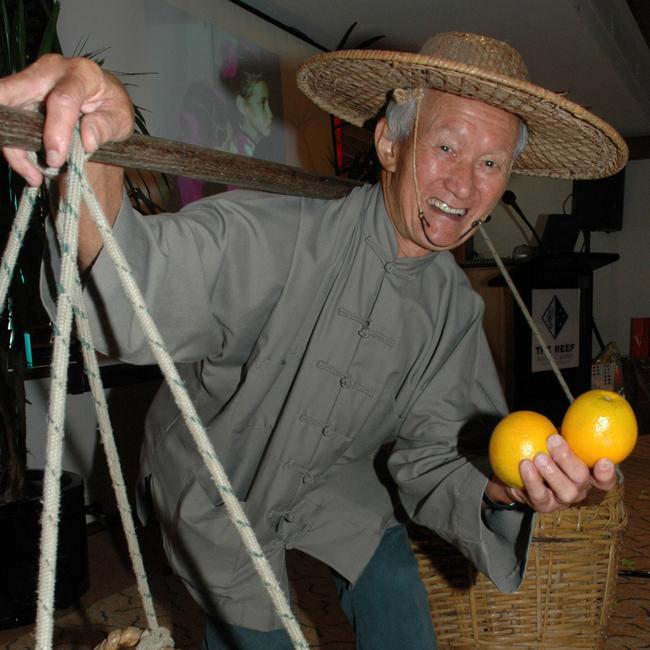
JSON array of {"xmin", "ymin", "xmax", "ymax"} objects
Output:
[{"xmin": 428, "ymin": 198, "xmax": 467, "ymax": 217}]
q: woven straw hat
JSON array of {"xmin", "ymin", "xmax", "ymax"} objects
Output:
[{"xmin": 297, "ymin": 31, "xmax": 628, "ymax": 179}]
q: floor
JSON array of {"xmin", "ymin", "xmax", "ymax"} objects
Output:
[{"xmin": 1, "ymin": 437, "xmax": 649, "ymax": 649}]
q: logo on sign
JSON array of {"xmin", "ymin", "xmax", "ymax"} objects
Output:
[{"xmin": 542, "ymin": 295, "xmax": 568, "ymax": 339}]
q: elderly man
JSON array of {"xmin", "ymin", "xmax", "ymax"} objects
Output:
[{"xmin": 0, "ymin": 31, "xmax": 625, "ymax": 649}]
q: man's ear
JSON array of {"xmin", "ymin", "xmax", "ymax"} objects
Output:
[{"xmin": 375, "ymin": 118, "xmax": 399, "ymax": 173}]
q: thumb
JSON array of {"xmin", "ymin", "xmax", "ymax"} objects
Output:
[
  {"xmin": 78, "ymin": 72, "xmax": 135, "ymax": 156},
  {"xmin": 592, "ymin": 458, "xmax": 617, "ymax": 491}
]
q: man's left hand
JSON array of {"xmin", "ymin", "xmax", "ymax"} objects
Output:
[{"xmin": 486, "ymin": 433, "xmax": 618, "ymax": 513}]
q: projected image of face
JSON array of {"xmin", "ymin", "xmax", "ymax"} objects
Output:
[
  {"xmin": 236, "ymin": 74, "xmax": 273, "ymax": 148},
  {"xmin": 173, "ymin": 32, "xmax": 284, "ymax": 207}
]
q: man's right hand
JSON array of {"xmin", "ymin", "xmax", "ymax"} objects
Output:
[
  {"xmin": 0, "ymin": 53, "xmax": 134, "ymax": 186},
  {"xmin": 0, "ymin": 54, "xmax": 135, "ymax": 269}
]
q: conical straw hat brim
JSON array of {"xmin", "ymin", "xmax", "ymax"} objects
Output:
[{"xmin": 297, "ymin": 49, "xmax": 628, "ymax": 180}]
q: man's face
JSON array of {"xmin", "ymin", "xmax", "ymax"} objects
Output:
[{"xmin": 376, "ymin": 89, "xmax": 519, "ymax": 258}]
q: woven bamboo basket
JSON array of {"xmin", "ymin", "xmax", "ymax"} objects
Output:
[{"xmin": 411, "ymin": 482, "xmax": 627, "ymax": 649}]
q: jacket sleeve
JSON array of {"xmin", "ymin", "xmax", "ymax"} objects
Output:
[
  {"xmin": 40, "ymin": 190, "xmax": 299, "ymax": 365},
  {"xmin": 387, "ymin": 289, "xmax": 534, "ymax": 593}
]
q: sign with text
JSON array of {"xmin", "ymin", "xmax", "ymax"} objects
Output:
[{"xmin": 531, "ymin": 288, "xmax": 580, "ymax": 372}]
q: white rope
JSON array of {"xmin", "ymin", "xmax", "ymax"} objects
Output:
[
  {"xmin": 79, "ymin": 159, "xmax": 308, "ymax": 649},
  {"xmin": 477, "ymin": 225, "xmax": 574, "ymax": 404},
  {"xmin": 0, "ymin": 130, "xmax": 308, "ymax": 649},
  {"xmin": 10, "ymin": 144, "xmax": 165, "ymax": 643},
  {"xmin": 0, "ymin": 185, "xmax": 38, "ymax": 312},
  {"xmin": 32, "ymin": 129, "xmax": 85, "ymax": 649},
  {"xmin": 49, "ymin": 193, "xmax": 163, "ymax": 633}
]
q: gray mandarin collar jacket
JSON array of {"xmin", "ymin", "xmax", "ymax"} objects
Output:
[{"xmin": 43, "ymin": 182, "xmax": 533, "ymax": 630}]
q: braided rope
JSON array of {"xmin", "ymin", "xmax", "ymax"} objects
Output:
[
  {"xmin": 5, "ymin": 146, "xmax": 165, "ymax": 644},
  {"xmin": 79, "ymin": 160, "xmax": 308, "ymax": 649},
  {"xmin": 32, "ymin": 130, "xmax": 85, "ymax": 649},
  {"xmin": 46, "ymin": 168, "xmax": 163, "ymax": 633},
  {"xmin": 0, "ymin": 130, "xmax": 308, "ymax": 648},
  {"xmin": 477, "ymin": 225, "xmax": 574, "ymax": 404},
  {"xmin": 0, "ymin": 185, "xmax": 38, "ymax": 312}
]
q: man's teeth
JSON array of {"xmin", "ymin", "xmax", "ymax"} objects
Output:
[{"xmin": 429, "ymin": 199, "xmax": 467, "ymax": 216}]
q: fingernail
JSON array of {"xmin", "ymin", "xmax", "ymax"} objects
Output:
[
  {"xmin": 599, "ymin": 458, "xmax": 614, "ymax": 471},
  {"xmin": 520, "ymin": 459, "xmax": 534, "ymax": 478},
  {"xmin": 46, "ymin": 149, "xmax": 63, "ymax": 168},
  {"xmin": 534, "ymin": 453, "xmax": 550, "ymax": 469},
  {"xmin": 547, "ymin": 434, "xmax": 563, "ymax": 449}
]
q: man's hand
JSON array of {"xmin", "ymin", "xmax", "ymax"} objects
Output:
[
  {"xmin": 0, "ymin": 53, "xmax": 134, "ymax": 185},
  {"xmin": 486, "ymin": 433, "xmax": 618, "ymax": 513},
  {"xmin": 0, "ymin": 54, "xmax": 135, "ymax": 268}
]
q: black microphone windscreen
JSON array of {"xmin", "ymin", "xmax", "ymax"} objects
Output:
[{"xmin": 501, "ymin": 190, "xmax": 517, "ymax": 205}]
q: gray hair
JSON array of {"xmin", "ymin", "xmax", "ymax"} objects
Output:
[{"xmin": 384, "ymin": 96, "xmax": 529, "ymax": 162}]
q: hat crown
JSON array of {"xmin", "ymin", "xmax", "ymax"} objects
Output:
[{"xmin": 420, "ymin": 31, "xmax": 529, "ymax": 81}]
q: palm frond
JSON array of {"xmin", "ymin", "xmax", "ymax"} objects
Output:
[
  {"xmin": 37, "ymin": 0, "xmax": 61, "ymax": 57},
  {"xmin": 0, "ymin": 0, "xmax": 62, "ymax": 501},
  {"xmin": 355, "ymin": 35, "xmax": 385, "ymax": 50},
  {"xmin": 335, "ymin": 21, "xmax": 358, "ymax": 50},
  {"xmin": 16, "ymin": 0, "xmax": 26, "ymax": 69},
  {"xmin": 0, "ymin": 2, "xmax": 12, "ymax": 75}
]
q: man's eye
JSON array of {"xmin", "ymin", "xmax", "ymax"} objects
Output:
[
  {"xmin": 439, "ymin": 145, "xmax": 451, "ymax": 153},
  {"xmin": 484, "ymin": 160, "xmax": 495, "ymax": 167}
]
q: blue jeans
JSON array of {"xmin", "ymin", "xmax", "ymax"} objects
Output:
[{"xmin": 202, "ymin": 525, "xmax": 437, "ymax": 649}]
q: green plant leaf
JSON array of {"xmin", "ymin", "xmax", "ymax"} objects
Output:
[
  {"xmin": 0, "ymin": 2, "xmax": 12, "ymax": 75},
  {"xmin": 37, "ymin": 0, "xmax": 61, "ymax": 57},
  {"xmin": 355, "ymin": 35, "xmax": 385, "ymax": 50},
  {"xmin": 335, "ymin": 22, "xmax": 358, "ymax": 50},
  {"xmin": 16, "ymin": 0, "xmax": 27, "ymax": 70}
]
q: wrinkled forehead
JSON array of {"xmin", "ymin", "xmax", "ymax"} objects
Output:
[
  {"xmin": 423, "ymin": 88, "xmax": 518, "ymax": 124},
  {"xmin": 419, "ymin": 89, "xmax": 520, "ymax": 146}
]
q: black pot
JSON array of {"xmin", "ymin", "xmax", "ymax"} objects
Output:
[{"xmin": 0, "ymin": 469, "xmax": 89, "ymax": 629}]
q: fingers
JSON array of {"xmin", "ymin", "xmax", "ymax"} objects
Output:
[
  {"xmin": 40, "ymin": 58, "xmax": 132, "ymax": 165},
  {"xmin": 518, "ymin": 459, "xmax": 554, "ymax": 510},
  {"xmin": 541, "ymin": 434, "xmax": 591, "ymax": 493},
  {"xmin": 517, "ymin": 434, "xmax": 619, "ymax": 513},
  {"xmin": 0, "ymin": 54, "xmax": 134, "ymax": 182},
  {"xmin": 516, "ymin": 435, "xmax": 588, "ymax": 511},
  {"xmin": 2, "ymin": 146, "xmax": 43, "ymax": 186}
]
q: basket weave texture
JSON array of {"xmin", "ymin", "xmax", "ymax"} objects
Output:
[{"xmin": 411, "ymin": 483, "xmax": 626, "ymax": 649}]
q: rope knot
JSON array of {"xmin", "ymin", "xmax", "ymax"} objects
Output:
[{"xmin": 137, "ymin": 626, "xmax": 174, "ymax": 650}]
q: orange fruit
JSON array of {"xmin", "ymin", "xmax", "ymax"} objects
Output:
[
  {"xmin": 489, "ymin": 411, "xmax": 557, "ymax": 489},
  {"xmin": 561, "ymin": 389, "xmax": 637, "ymax": 467}
]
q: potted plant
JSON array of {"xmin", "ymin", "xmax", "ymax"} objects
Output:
[
  {"xmin": 0, "ymin": 0, "xmax": 90, "ymax": 629},
  {"xmin": 0, "ymin": 1, "xmax": 171, "ymax": 628}
]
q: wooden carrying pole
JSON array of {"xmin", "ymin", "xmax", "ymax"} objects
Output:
[{"xmin": 0, "ymin": 104, "xmax": 359, "ymax": 199}]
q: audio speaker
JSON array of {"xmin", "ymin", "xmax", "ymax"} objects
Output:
[{"xmin": 572, "ymin": 168, "xmax": 625, "ymax": 232}]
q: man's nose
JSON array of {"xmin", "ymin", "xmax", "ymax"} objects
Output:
[{"xmin": 444, "ymin": 162, "xmax": 473, "ymax": 199}]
